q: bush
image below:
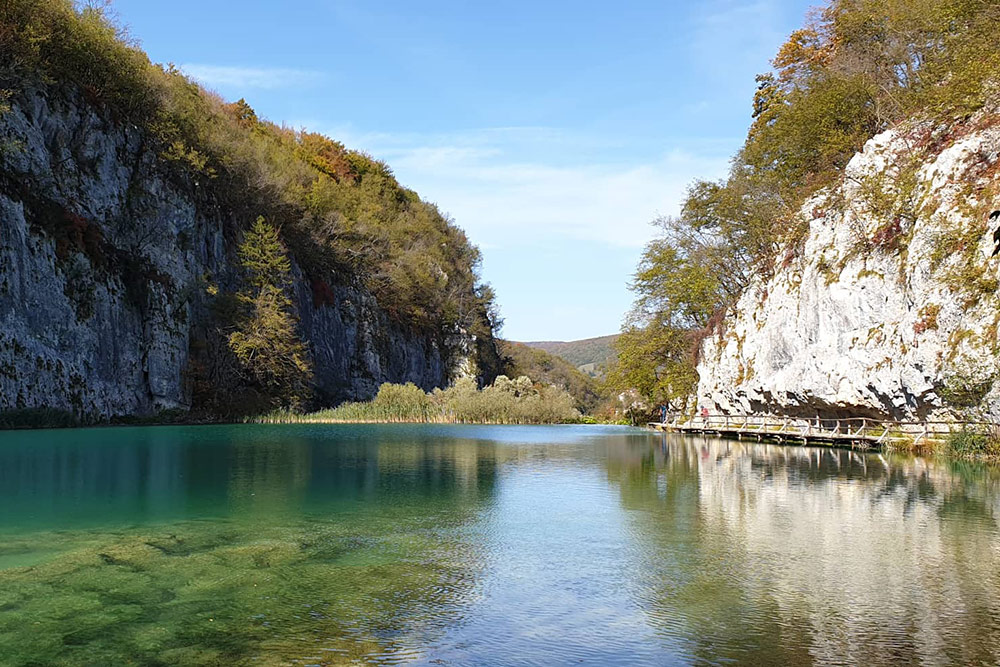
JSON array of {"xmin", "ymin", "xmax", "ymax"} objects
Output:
[
  {"xmin": 258, "ymin": 376, "xmax": 580, "ymax": 425},
  {"xmin": 0, "ymin": 407, "xmax": 78, "ymax": 429},
  {"xmin": 946, "ymin": 427, "xmax": 1000, "ymax": 458},
  {"xmin": 939, "ymin": 373, "xmax": 995, "ymax": 409}
]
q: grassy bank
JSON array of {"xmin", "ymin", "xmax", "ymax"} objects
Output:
[
  {"xmin": 252, "ymin": 376, "xmax": 581, "ymax": 425},
  {"xmin": 885, "ymin": 426, "xmax": 1000, "ymax": 462}
]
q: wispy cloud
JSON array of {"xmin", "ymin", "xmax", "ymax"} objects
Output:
[
  {"xmin": 304, "ymin": 125, "xmax": 730, "ymax": 249},
  {"xmin": 179, "ymin": 64, "xmax": 324, "ymax": 90},
  {"xmin": 690, "ymin": 0, "xmax": 786, "ymax": 81}
]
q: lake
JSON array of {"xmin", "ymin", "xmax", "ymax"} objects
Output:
[{"xmin": 0, "ymin": 424, "xmax": 998, "ymax": 665}]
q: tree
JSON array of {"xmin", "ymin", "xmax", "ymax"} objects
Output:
[
  {"xmin": 229, "ymin": 217, "xmax": 313, "ymax": 407},
  {"xmin": 608, "ymin": 320, "xmax": 699, "ymax": 412}
]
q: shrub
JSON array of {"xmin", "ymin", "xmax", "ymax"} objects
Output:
[
  {"xmin": 259, "ymin": 376, "xmax": 580, "ymax": 425},
  {"xmin": 0, "ymin": 407, "xmax": 78, "ymax": 429},
  {"xmin": 939, "ymin": 372, "xmax": 994, "ymax": 409},
  {"xmin": 946, "ymin": 427, "xmax": 1000, "ymax": 458}
]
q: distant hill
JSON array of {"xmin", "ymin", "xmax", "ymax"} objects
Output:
[
  {"xmin": 521, "ymin": 335, "xmax": 619, "ymax": 376},
  {"xmin": 498, "ymin": 341, "xmax": 603, "ymax": 413}
]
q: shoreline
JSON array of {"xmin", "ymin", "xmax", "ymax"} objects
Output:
[{"xmin": 3, "ymin": 413, "xmax": 997, "ymax": 462}]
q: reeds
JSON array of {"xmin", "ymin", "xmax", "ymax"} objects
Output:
[{"xmin": 251, "ymin": 376, "xmax": 581, "ymax": 425}]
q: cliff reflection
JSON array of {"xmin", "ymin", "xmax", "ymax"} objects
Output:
[
  {"xmin": 606, "ymin": 435, "xmax": 1000, "ymax": 665},
  {"xmin": 0, "ymin": 424, "xmax": 501, "ymax": 529},
  {"xmin": 0, "ymin": 424, "xmax": 502, "ymax": 664}
]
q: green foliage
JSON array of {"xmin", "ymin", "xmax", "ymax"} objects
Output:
[
  {"xmin": 0, "ymin": 0, "xmax": 159, "ymax": 121},
  {"xmin": 0, "ymin": 407, "xmax": 77, "ymax": 429},
  {"xmin": 238, "ymin": 217, "xmax": 292, "ymax": 291},
  {"xmin": 608, "ymin": 183, "xmax": 767, "ymax": 407},
  {"xmin": 939, "ymin": 373, "xmax": 995, "ymax": 410},
  {"xmin": 228, "ymin": 219, "xmax": 312, "ymax": 408},
  {"xmin": 259, "ymin": 376, "xmax": 580, "ymax": 425},
  {"xmin": 498, "ymin": 341, "xmax": 604, "ymax": 413},
  {"xmin": 745, "ymin": 74, "xmax": 881, "ymax": 190},
  {"xmin": 945, "ymin": 427, "xmax": 1000, "ymax": 458},
  {"xmin": 606, "ymin": 322, "xmax": 699, "ymax": 411},
  {"xmin": 354, "ymin": 382, "xmax": 433, "ymax": 422},
  {"xmin": 747, "ymin": 0, "xmax": 1000, "ymax": 191},
  {"xmin": 929, "ymin": 212, "xmax": 999, "ymax": 304}
]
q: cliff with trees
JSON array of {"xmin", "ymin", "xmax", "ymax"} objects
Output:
[
  {"xmin": 0, "ymin": 1, "xmax": 501, "ymax": 423},
  {"xmin": 614, "ymin": 0, "xmax": 1000, "ymax": 421}
]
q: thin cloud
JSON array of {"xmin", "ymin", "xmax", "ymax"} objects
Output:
[
  {"xmin": 179, "ymin": 64, "xmax": 324, "ymax": 90},
  {"xmin": 690, "ymin": 0, "xmax": 786, "ymax": 80},
  {"xmin": 302, "ymin": 125, "xmax": 730, "ymax": 249}
]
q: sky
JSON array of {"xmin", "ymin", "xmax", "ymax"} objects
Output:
[{"xmin": 111, "ymin": 0, "xmax": 816, "ymax": 341}]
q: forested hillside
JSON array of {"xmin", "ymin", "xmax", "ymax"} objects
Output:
[
  {"xmin": 612, "ymin": 0, "xmax": 1000, "ymax": 419},
  {"xmin": 522, "ymin": 335, "xmax": 619, "ymax": 376},
  {"xmin": 0, "ymin": 0, "xmax": 501, "ymax": 423},
  {"xmin": 499, "ymin": 341, "xmax": 603, "ymax": 413}
]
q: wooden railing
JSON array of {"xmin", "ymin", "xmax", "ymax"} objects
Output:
[{"xmin": 648, "ymin": 414, "xmax": 998, "ymax": 446}]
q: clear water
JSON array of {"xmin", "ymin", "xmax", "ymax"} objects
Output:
[{"xmin": 0, "ymin": 424, "xmax": 998, "ymax": 665}]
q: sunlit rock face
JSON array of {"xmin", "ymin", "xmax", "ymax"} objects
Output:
[
  {"xmin": 0, "ymin": 87, "xmax": 462, "ymax": 419},
  {"xmin": 698, "ymin": 119, "xmax": 1000, "ymax": 420}
]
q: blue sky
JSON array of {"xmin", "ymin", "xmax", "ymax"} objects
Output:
[{"xmin": 112, "ymin": 0, "xmax": 815, "ymax": 341}]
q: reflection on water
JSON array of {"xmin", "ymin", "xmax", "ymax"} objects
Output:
[
  {"xmin": 0, "ymin": 425, "xmax": 997, "ymax": 665},
  {"xmin": 609, "ymin": 437, "xmax": 1000, "ymax": 666}
]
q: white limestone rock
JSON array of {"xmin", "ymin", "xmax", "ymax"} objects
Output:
[{"xmin": 697, "ymin": 121, "xmax": 1000, "ymax": 420}]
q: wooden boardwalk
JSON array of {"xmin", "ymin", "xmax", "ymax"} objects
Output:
[{"xmin": 647, "ymin": 414, "xmax": 993, "ymax": 448}]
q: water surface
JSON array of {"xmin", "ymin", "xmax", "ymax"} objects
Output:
[{"xmin": 0, "ymin": 424, "xmax": 998, "ymax": 665}]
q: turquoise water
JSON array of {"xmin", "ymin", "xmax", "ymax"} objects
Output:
[{"xmin": 0, "ymin": 424, "xmax": 998, "ymax": 665}]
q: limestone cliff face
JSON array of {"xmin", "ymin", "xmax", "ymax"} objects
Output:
[
  {"xmin": 698, "ymin": 118, "xmax": 1000, "ymax": 420},
  {"xmin": 0, "ymin": 87, "xmax": 472, "ymax": 420}
]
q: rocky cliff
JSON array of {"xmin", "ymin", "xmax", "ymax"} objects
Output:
[
  {"xmin": 0, "ymin": 86, "xmax": 479, "ymax": 422},
  {"xmin": 698, "ymin": 116, "xmax": 1000, "ymax": 421}
]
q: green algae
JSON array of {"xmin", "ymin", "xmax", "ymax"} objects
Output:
[{"xmin": 0, "ymin": 517, "xmax": 483, "ymax": 665}]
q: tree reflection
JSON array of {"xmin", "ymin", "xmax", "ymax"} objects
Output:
[{"xmin": 605, "ymin": 435, "xmax": 1000, "ymax": 665}]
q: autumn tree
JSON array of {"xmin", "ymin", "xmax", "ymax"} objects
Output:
[
  {"xmin": 229, "ymin": 217, "xmax": 313, "ymax": 408},
  {"xmin": 613, "ymin": 0, "xmax": 1000, "ymax": 410}
]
